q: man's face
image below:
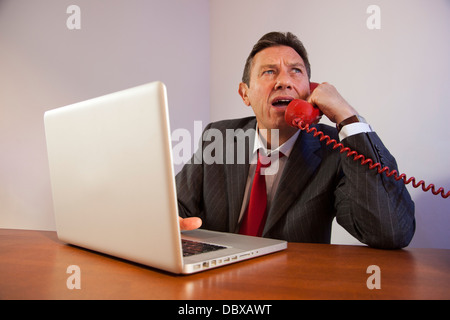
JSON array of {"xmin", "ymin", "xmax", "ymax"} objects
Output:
[{"xmin": 239, "ymin": 45, "xmax": 310, "ymax": 134}]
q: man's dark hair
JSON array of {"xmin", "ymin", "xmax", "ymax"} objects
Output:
[{"xmin": 242, "ymin": 31, "xmax": 311, "ymax": 86}]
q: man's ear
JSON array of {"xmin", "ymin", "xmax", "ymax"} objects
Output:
[{"xmin": 238, "ymin": 82, "xmax": 251, "ymax": 106}]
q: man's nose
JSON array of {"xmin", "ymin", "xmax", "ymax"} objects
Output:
[{"xmin": 274, "ymin": 70, "xmax": 292, "ymax": 90}]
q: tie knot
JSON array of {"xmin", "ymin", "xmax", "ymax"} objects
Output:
[{"xmin": 257, "ymin": 151, "xmax": 284, "ymax": 170}]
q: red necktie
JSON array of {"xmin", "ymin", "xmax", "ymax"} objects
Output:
[{"xmin": 239, "ymin": 151, "xmax": 273, "ymax": 237}]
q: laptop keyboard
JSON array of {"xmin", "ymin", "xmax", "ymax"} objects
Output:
[{"xmin": 182, "ymin": 239, "xmax": 227, "ymax": 257}]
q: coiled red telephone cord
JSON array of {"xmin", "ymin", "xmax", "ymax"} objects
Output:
[{"xmin": 290, "ymin": 118, "xmax": 450, "ymax": 199}]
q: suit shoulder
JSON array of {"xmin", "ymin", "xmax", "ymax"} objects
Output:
[{"xmin": 207, "ymin": 116, "xmax": 256, "ymax": 131}]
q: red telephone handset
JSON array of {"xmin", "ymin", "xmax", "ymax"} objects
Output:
[
  {"xmin": 284, "ymin": 82, "xmax": 449, "ymax": 199},
  {"xmin": 285, "ymin": 82, "xmax": 321, "ymax": 126}
]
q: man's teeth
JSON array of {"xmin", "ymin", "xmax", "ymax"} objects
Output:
[{"xmin": 273, "ymin": 99, "xmax": 292, "ymax": 106}]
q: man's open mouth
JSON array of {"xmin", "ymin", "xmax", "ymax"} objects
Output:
[{"xmin": 271, "ymin": 98, "xmax": 293, "ymax": 108}]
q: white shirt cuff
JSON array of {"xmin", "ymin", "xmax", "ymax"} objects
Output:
[{"xmin": 338, "ymin": 122, "xmax": 374, "ymax": 141}]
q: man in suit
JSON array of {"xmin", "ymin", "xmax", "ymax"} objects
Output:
[{"xmin": 176, "ymin": 31, "xmax": 415, "ymax": 249}]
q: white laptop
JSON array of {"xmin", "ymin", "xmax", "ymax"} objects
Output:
[{"xmin": 44, "ymin": 81, "xmax": 287, "ymax": 274}]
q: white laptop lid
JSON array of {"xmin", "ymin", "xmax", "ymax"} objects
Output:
[{"xmin": 44, "ymin": 82, "xmax": 184, "ymax": 273}]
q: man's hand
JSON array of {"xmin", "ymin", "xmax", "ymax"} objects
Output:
[
  {"xmin": 308, "ymin": 82, "xmax": 358, "ymax": 124},
  {"xmin": 179, "ymin": 216, "xmax": 202, "ymax": 231}
]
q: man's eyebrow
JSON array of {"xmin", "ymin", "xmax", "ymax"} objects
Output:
[
  {"xmin": 259, "ymin": 64, "xmax": 278, "ymax": 69},
  {"xmin": 259, "ymin": 62, "xmax": 306, "ymax": 69},
  {"xmin": 286, "ymin": 62, "xmax": 306, "ymax": 69}
]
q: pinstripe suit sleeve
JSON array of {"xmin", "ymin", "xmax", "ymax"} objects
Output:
[
  {"xmin": 175, "ymin": 118, "xmax": 253, "ymax": 231},
  {"xmin": 175, "ymin": 123, "xmax": 209, "ymax": 220},
  {"xmin": 334, "ymin": 131, "xmax": 415, "ymax": 249}
]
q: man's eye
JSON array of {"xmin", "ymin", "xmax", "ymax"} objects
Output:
[
  {"xmin": 263, "ymin": 70, "xmax": 275, "ymax": 75},
  {"xmin": 292, "ymin": 68, "xmax": 302, "ymax": 74}
]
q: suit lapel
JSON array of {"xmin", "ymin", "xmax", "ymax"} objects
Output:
[
  {"xmin": 263, "ymin": 129, "xmax": 323, "ymax": 235},
  {"xmin": 225, "ymin": 118, "xmax": 256, "ymax": 233}
]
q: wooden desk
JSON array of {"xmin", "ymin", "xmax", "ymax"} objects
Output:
[{"xmin": 1, "ymin": 229, "xmax": 449, "ymax": 300}]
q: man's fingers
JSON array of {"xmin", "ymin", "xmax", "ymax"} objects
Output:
[{"xmin": 179, "ymin": 217, "xmax": 202, "ymax": 231}]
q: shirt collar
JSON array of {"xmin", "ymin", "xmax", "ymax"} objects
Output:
[{"xmin": 253, "ymin": 123, "xmax": 300, "ymax": 158}]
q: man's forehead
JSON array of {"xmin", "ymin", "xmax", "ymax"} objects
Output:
[{"xmin": 252, "ymin": 45, "xmax": 305, "ymax": 68}]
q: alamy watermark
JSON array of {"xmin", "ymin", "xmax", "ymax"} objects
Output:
[
  {"xmin": 66, "ymin": 4, "xmax": 382, "ymax": 31},
  {"xmin": 171, "ymin": 121, "xmax": 280, "ymax": 175},
  {"xmin": 66, "ymin": 265, "xmax": 81, "ymax": 290},
  {"xmin": 366, "ymin": 265, "xmax": 381, "ymax": 290},
  {"xmin": 65, "ymin": 264, "xmax": 381, "ymax": 291},
  {"xmin": 366, "ymin": 5, "xmax": 381, "ymax": 30},
  {"xmin": 66, "ymin": 5, "xmax": 81, "ymax": 30}
]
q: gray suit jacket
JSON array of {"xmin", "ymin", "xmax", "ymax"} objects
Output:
[{"xmin": 176, "ymin": 117, "xmax": 415, "ymax": 249}]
